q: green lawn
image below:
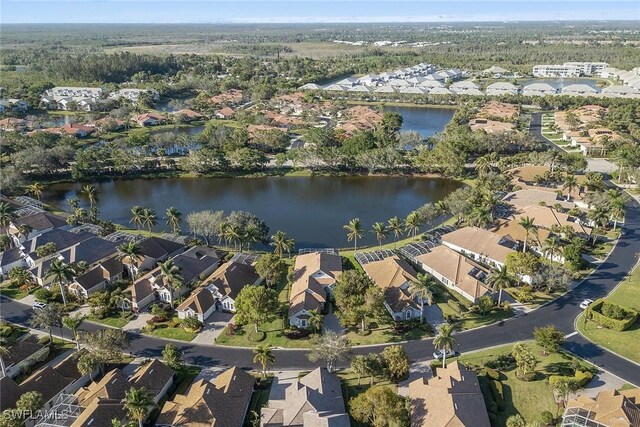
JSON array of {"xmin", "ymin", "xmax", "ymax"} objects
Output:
[
  {"xmin": 148, "ymin": 322, "xmax": 199, "ymax": 342},
  {"xmin": 577, "ymin": 266, "xmax": 640, "ymax": 364},
  {"xmin": 0, "ymin": 281, "xmax": 31, "ymax": 300},
  {"xmin": 457, "ymin": 342, "xmax": 595, "ymax": 427},
  {"xmin": 344, "ymin": 321, "xmax": 432, "ymax": 346},
  {"xmin": 87, "ymin": 315, "xmax": 130, "ymax": 328}
]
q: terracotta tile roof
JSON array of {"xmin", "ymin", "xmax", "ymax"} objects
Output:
[
  {"xmin": 216, "ymin": 106, "xmax": 235, "ymax": 117},
  {"xmin": 469, "ymin": 118, "xmax": 515, "ymax": 133},
  {"xmin": 514, "ymin": 205, "xmax": 592, "ymax": 235},
  {"xmin": 416, "ymin": 246, "xmax": 491, "ymax": 300},
  {"xmin": 409, "ymin": 361, "xmax": 491, "ymax": 427},
  {"xmin": 489, "ymin": 218, "xmax": 551, "ymax": 247},
  {"xmin": 289, "ymin": 253, "xmax": 342, "ymax": 316},
  {"xmin": 502, "ymin": 189, "xmax": 575, "ymax": 211},
  {"xmin": 565, "ymin": 388, "xmax": 640, "ymax": 427},
  {"xmin": 173, "ymin": 108, "xmax": 203, "ymax": 119},
  {"xmin": 442, "ymin": 227, "xmax": 517, "ymax": 264},
  {"xmin": 157, "ymin": 366, "xmax": 254, "ymax": 427},
  {"xmin": 476, "ymin": 101, "xmax": 518, "ymax": 121}
]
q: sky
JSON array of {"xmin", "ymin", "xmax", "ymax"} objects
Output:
[{"xmin": 1, "ymin": 0, "xmax": 639, "ymax": 24}]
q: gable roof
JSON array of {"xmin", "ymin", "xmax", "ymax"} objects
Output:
[
  {"xmin": 409, "ymin": 361, "xmax": 491, "ymax": 427},
  {"xmin": 3, "ymin": 334, "xmax": 45, "ymax": 367},
  {"xmin": 442, "ymin": 227, "xmax": 517, "ymax": 264},
  {"xmin": 177, "ymin": 286, "xmax": 216, "ymax": 315},
  {"xmin": 362, "ymin": 256, "xmax": 419, "ymax": 313},
  {"xmin": 138, "ymin": 237, "xmax": 184, "ymax": 260},
  {"xmin": 129, "ymin": 359, "xmax": 174, "ymax": 396},
  {"xmin": 203, "ymin": 260, "xmax": 259, "ymax": 300},
  {"xmin": 0, "ymin": 376, "xmax": 21, "ymax": 411},
  {"xmin": 76, "ymin": 369, "xmax": 131, "ymax": 406},
  {"xmin": 23, "ymin": 229, "xmax": 93, "ymax": 257},
  {"xmin": 157, "ymin": 366, "xmax": 254, "ymax": 427},
  {"xmin": 514, "ymin": 205, "xmax": 592, "ymax": 235},
  {"xmin": 72, "ymin": 400, "xmax": 126, "ymax": 427},
  {"xmin": 565, "ymin": 389, "xmax": 640, "ymax": 427},
  {"xmin": 289, "ymin": 253, "xmax": 341, "ymax": 316},
  {"xmin": 12, "ymin": 212, "xmax": 67, "ymax": 232},
  {"xmin": 74, "ymin": 257, "xmax": 124, "ymax": 291}
]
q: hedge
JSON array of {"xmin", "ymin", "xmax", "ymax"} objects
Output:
[
  {"xmin": 589, "ymin": 299, "xmax": 638, "ymax": 331},
  {"xmin": 548, "ymin": 370, "xmax": 593, "ymax": 388},
  {"xmin": 489, "ymin": 379, "xmax": 505, "ymax": 411},
  {"xmin": 485, "ymin": 368, "xmax": 500, "ymax": 381}
]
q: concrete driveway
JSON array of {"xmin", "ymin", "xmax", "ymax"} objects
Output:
[
  {"xmin": 123, "ymin": 312, "xmax": 153, "ymax": 332},
  {"xmin": 422, "ymin": 304, "xmax": 444, "ymax": 327},
  {"xmin": 195, "ymin": 312, "xmax": 234, "ymax": 345}
]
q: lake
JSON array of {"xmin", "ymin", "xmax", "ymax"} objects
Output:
[
  {"xmin": 383, "ymin": 106, "xmax": 454, "ymax": 138},
  {"xmin": 42, "ymin": 176, "xmax": 461, "ymax": 249}
]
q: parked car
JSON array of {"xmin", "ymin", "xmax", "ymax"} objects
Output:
[
  {"xmin": 579, "ymin": 299, "xmax": 594, "ymax": 309},
  {"xmin": 433, "ymin": 348, "xmax": 456, "ymax": 359},
  {"xmin": 32, "ymin": 302, "xmax": 47, "ymax": 311}
]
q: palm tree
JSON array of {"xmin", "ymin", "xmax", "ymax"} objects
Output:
[
  {"xmin": 270, "ymin": 230, "xmax": 295, "ymax": 257},
  {"xmin": 62, "ymin": 314, "xmax": 84, "ymax": 350},
  {"xmin": 343, "ymin": 218, "xmax": 364, "ymax": 251},
  {"xmin": 466, "ymin": 206, "xmax": 492, "ymax": 229},
  {"xmin": 518, "ymin": 216, "xmax": 538, "ymax": 253},
  {"xmin": 27, "ymin": 182, "xmax": 45, "ymax": 201},
  {"xmin": 82, "ymin": 184, "xmax": 100, "ymax": 209},
  {"xmin": 588, "ymin": 206, "xmax": 609, "ymax": 235},
  {"xmin": 159, "ymin": 260, "xmax": 183, "ymax": 308},
  {"xmin": 124, "ymin": 387, "xmax": 155, "ymax": 427},
  {"xmin": 130, "ymin": 206, "xmax": 144, "ymax": 231},
  {"xmin": 17, "ymin": 224, "xmax": 33, "ymax": 242},
  {"xmin": 435, "ymin": 201, "xmax": 449, "ymax": 227},
  {"xmin": 141, "ymin": 208, "xmax": 158, "ymax": 236},
  {"xmin": 371, "ymin": 222, "xmax": 389, "ymax": 247},
  {"xmin": 224, "ymin": 223, "xmax": 242, "ymax": 251},
  {"xmin": 405, "ymin": 211, "xmax": 425, "ymax": 237},
  {"xmin": 474, "ymin": 155, "xmax": 493, "ymax": 176},
  {"xmin": 242, "ymin": 223, "xmax": 261, "ymax": 252},
  {"xmin": 45, "ymin": 260, "xmax": 73, "ymax": 306},
  {"xmin": 606, "ymin": 189, "xmax": 626, "ymax": 230},
  {"xmin": 542, "ymin": 236, "xmax": 562, "ymax": 263},
  {"xmin": 0, "ymin": 202, "xmax": 16, "ymax": 240},
  {"xmin": 165, "ymin": 207, "xmax": 182, "ymax": 235},
  {"xmin": 387, "ymin": 216, "xmax": 404, "ymax": 248},
  {"xmin": 433, "ymin": 323, "xmax": 457, "ymax": 368},
  {"xmin": 409, "ymin": 274, "xmax": 434, "ymax": 323},
  {"xmin": 67, "ymin": 197, "xmax": 80, "ymax": 210},
  {"xmin": 487, "ymin": 266, "xmax": 512, "ymax": 305},
  {"xmin": 562, "ymin": 175, "xmax": 578, "ymax": 201},
  {"xmin": 253, "ymin": 344, "xmax": 276, "ymax": 379},
  {"xmin": 308, "ymin": 309, "xmax": 324, "ymax": 334},
  {"xmin": 117, "ymin": 242, "xmax": 144, "ymax": 278}
]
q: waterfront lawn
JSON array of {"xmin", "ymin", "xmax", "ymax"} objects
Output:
[
  {"xmin": 577, "ymin": 266, "xmax": 640, "ymax": 364},
  {"xmin": 457, "ymin": 342, "xmax": 594, "ymax": 427}
]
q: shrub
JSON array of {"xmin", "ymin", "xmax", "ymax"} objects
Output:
[
  {"xmin": 34, "ymin": 288, "xmax": 53, "ymax": 302},
  {"xmin": 430, "ymin": 359, "xmax": 442, "ymax": 374},
  {"xmin": 38, "ymin": 335, "xmax": 51, "ymax": 345},
  {"xmin": 589, "ymin": 299, "xmax": 638, "ymax": 331},
  {"xmin": 575, "ymin": 370, "xmax": 594, "ymax": 387},
  {"xmin": 485, "ymin": 368, "xmax": 501, "ymax": 381},
  {"xmin": 181, "ymin": 316, "xmax": 203, "ymax": 332},
  {"xmin": 248, "ymin": 330, "xmax": 266, "ymax": 342},
  {"xmin": 489, "ymin": 379, "xmax": 505, "ymax": 411},
  {"xmin": 540, "ymin": 411, "xmax": 554, "ymax": 425},
  {"xmin": 447, "ymin": 299, "xmax": 463, "ymax": 314},
  {"xmin": 0, "ymin": 325, "xmax": 13, "ymax": 337},
  {"xmin": 285, "ymin": 328, "xmax": 311, "ymax": 340},
  {"xmin": 488, "ymin": 413, "xmax": 499, "ymax": 427},
  {"xmin": 226, "ymin": 323, "xmax": 238, "ymax": 336},
  {"xmin": 485, "ymin": 353, "xmax": 516, "ymax": 371}
]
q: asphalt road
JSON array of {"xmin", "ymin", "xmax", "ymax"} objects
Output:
[
  {"xmin": 530, "ymin": 111, "xmax": 563, "ymax": 153},
  {"xmin": 2, "ymin": 192, "xmax": 639, "ymax": 383}
]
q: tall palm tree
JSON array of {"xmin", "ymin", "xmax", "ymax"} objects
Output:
[
  {"xmin": 141, "ymin": 208, "xmax": 158, "ymax": 236},
  {"xmin": 130, "ymin": 206, "xmax": 144, "ymax": 231},
  {"xmin": 253, "ymin": 344, "xmax": 276, "ymax": 379},
  {"xmin": 225, "ymin": 223, "xmax": 242, "ymax": 251},
  {"xmin": 45, "ymin": 260, "xmax": 74, "ymax": 306},
  {"xmin": 405, "ymin": 211, "xmax": 425, "ymax": 237},
  {"xmin": 242, "ymin": 223, "xmax": 261, "ymax": 252},
  {"xmin": 159, "ymin": 260, "xmax": 183, "ymax": 307},
  {"xmin": 387, "ymin": 216, "xmax": 404, "ymax": 248},
  {"xmin": 518, "ymin": 216, "xmax": 538, "ymax": 253},
  {"xmin": 124, "ymin": 387, "xmax": 155, "ymax": 427},
  {"xmin": 562, "ymin": 175, "xmax": 578, "ymax": 201},
  {"xmin": 409, "ymin": 274, "xmax": 434, "ymax": 323},
  {"xmin": 588, "ymin": 205, "xmax": 609, "ymax": 234},
  {"xmin": 474, "ymin": 155, "xmax": 493, "ymax": 176},
  {"xmin": 343, "ymin": 218, "xmax": 364, "ymax": 251},
  {"xmin": 308, "ymin": 309, "xmax": 324, "ymax": 334},
  {"xmin": 82, "ymin": 184, "xmax": 100, "ymax": 209},
  {"xmin": 466, "ymin": 206, "xmax": 492, "ymax": 229},
  {"xmin": 433, "ymin": 323, "xmax": 456, "ymax": 368},
  {"xmin": 487, "ymin": 265, "xmax": 512, "ymax": 305},
  {"xmin": 270, "ymin": 230, "xmax": 295, "ymax": 258},
  {"xmin": 371, "ymin": 222, "xmax": 389, "ymax": 247},
  {"xmin": 27, "ymin": 182, "xmax": 45, "ymax": 201},
  {"xmin": 118, "ymin": 242, "xmax": 144, "ymax": 278},
  {"xmin": 435, "ymin": 201, "xmax": 449, "ymax": 227},
  {"xmin": 542, "ymin": 236, "xmax": 562, "ymax": 263},
  {"xmin": 165, "ymin": 207, "xmax": 182, "ymax": 235},
  {"xmin": 606, "ymin": 189, "xmax": 626, "ymax": 230},
  {"xmin": 67, "ymin": 197, "xmax": 80, "ymax": 210},
  {"xmin": 0, "ymin": 202, "xmax": 16, "ymax": 241},
  {"xmin": 62, "ymin": 314, "xmax": 85, "ymax": 350},
  {"xmin": 17, "ymin": 224, "xmax": 33, "ymax": 242}
]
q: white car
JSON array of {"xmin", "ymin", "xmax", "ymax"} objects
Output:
[
  {"xmin": 32, "ymin": 302, "xmax": 47, "ymax": 311},
  {"xmin": 433, "ymin": 348, "xmax": 456, "ymax": 359},
  {"xmin": 579, "ymin": 299, "xmax": 594, "ymax": 309}
]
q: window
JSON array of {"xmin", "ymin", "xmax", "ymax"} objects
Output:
[
  {"xmin": 300, "ymin": 319, "xmax": 307, "ymax": 327},
  {"xmin": 405, "ymin": 311, "xmax": 411, "ymax": 319}
]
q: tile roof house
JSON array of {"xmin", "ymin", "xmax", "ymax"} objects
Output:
[
  {"xmin": 134, "ymin": 236, "xmax": 186, "ymax": 274},
  {"xmin": 157, "ymin": 366, "xmax": 254, "ymax": 427},
  {"xmin": 134, "ymin": 112, "xmax": 165, "ymax": 127},
  {"xmin": 0, "ymin": 246, "xmax": 28, "ymax": 276},
  {"xmin": 415, "ymin": 245, "xmax": 492, "ymax": 303},
  {"xmin": 173, "ymin": 108, "xmax": 204, "ymax": 122},
  {"xmin": 486, "ymin": 82, "xmax": 519, "ymax": 96},
  {"xmin": 513, "ymin": 205, "xmax": 592, "ymax": 238},
  {"xmin": 261, "ymin": 367, "xmax": 349, "ymax": 426},
  {"xmin": 522, "ymin": 83, "xmax": 557, "ymax": 97},
  {"xmin": 289, "ymin": 252, "xmax": 342, "ymax": 328},
  {"xmin": 198, "ymin": 260, "xmax": 261, "ymax": 314},
  {"xmin": 409, "ymin": 361, "xmax": 491, "ymax": 427},
  {"xmin": 469, "ymin": 118, "xmax": 516, "ymax": 134},
  {"xmin": 214, "ymin": 106, "xmax": 235, "ymax": 119},
  {"xmin": 362, "ymin": 255, "xmax": 421, "ymax": 321},
  {"xmin": 562, "ymin": 388, "xmax": 640, "ymax": 427},
  {"xmin": 442, "ymin": 226, "xmax": 518, "ymax": 269},
  {"xmin": 68, "ymin": 256, "xmax": 125, "ymax": 299},
  {"xmin": 176, "ymin": 286, "xmax": 217, "ymax": 323}
]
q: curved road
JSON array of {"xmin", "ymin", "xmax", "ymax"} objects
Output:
[{"xmin": 2, "ymin": 195, "xmax": 639, "ymax": 384}]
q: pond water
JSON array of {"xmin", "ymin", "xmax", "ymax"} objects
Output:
[
  {"xmin": 154, "ymin": 96, "xmax": 196, "ymax": 113},
  {"xmin": 384, "ymin": 105, "xmax": 454, "ymax": 138},
  {"xmin": 42, "ymin": 176, "xmax": 461, "ymax": 249}
]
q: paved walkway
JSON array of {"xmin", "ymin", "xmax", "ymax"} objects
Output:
[
  {"xmin": 322, "ymin": 305, "xmax": 343, "ymax": 334},
  {"xmin": 194, "ymin": 312, "xmax": 234, "ymax": 345},
  {"xmin": 580, "ymin": 369, "xmax": 629, "ymax": 398}
]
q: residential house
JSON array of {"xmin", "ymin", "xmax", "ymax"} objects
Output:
[
  {"xmin": 214, "ymin": 106, "xmax": 235, "ymax": 119},
  {"xmin": 477, "ymin": 101, "xmax": 519, "ymax": 121},
  {"xmin": 207, "ymin": 89, "xmax": 244, "ymax": 106},
  {"xmin": 261, "ymin": 368, "xmax": 349, "ymax": 426},
  {"xmin": 0, "ymin": 247, "xmax": 27, "ymax": 276},
  {"xmin": 129, "ymin": 359, "xmax": 175, "ymax": 404},
  {"xmin": 523, "ymin": 83, "xmax": 557, "ymax": 97},
  {"xmin": 513, "ymin": 205, "xmax": 592, "ymax": 239},
  {"xmin": 0, "ymin": 98, "xmax": 28, "ymax": 114},
  {"xmin": 415, "ymin": 246, "xmax": 492, "ymax": 303},
  {"xmin": 483, "ymin": 66, "xmax": 511, "ymax": 77},
  {"xmin": 5, "ymin": 212, "xmax": 68, "ymax": 246},
  {"xmin": 198, "ymin": 260, "xmax": 261, "ymax": 314},
  {"xmin": 127, "ymin": 246, "xmax": 220, "ymax": 311},
  {"xmin": 134, "ymin": 236, "xmax": 186, "ymax": 274},
  {"xmin": 109, "ymin": 88, "xmax": 158, "ymax": 103},
  {"xmin": 562, "ymin": 388, "xmax": 640, "ymax": 427},
  {"xmin": 486, "ymin": 82, "xmax": 519, "ymax": 96},
  {"xmin": 502, "ymin": 189, "xmax": 576, "ymax": 211},
  {"xmin": 289, "ymin": 252, "xmax": 342, "ymax": 328},
  {"xmin": 449, "ymin": 81, "xmax": 480, "ymax": 94},
  {"xmin": 0, "ymin": 376, "xmax": 21, "ymax": 411},
  {"xmin": 299, "ymin": 83, "xmax": 321, "ymax": 90},
  {"xmin": 157, "ymin": 366, "xmax": 254, "ymax": 427},
  {"xmin": 134, "ymin": 112, "xmax": 165, "ymax": 127},
  {"xmin": 362, "ymin": 255, "xmax": 421, "ymax": 321},
  {"xmin": 561, "ymin": 84, "xmax": 599, "ymax": 97},
  {"xmin": 58, "ymin": 124, "xmax": 94, "ymax": 138},
  {"xmin": 176, "ymin": 287, "xmax": 217, "ymax": 323},
  {"xmin": 20, "ymin": 228, "xmax": 93, "ymax": 270},
  {"xmin": 442, "ymin": 226, "xmax": 518, "ymax": 269},
  {"xmin": 469, "ymin": 118, "xmax": 515, "ymax": 134},
  {"xmin": 173, "ymin": 108, "xmax": 204, "ymax": 122},
  {"xmin": 2, "ymin": 335, "xmax": 49, "ymax": 379},
  {"xmin": 67, "ymin": 256, "xmax": 125, "ymax": 300},
  {"xmin": 409, "ymin": 361, "xmax": 491, "ymax": 427}
]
